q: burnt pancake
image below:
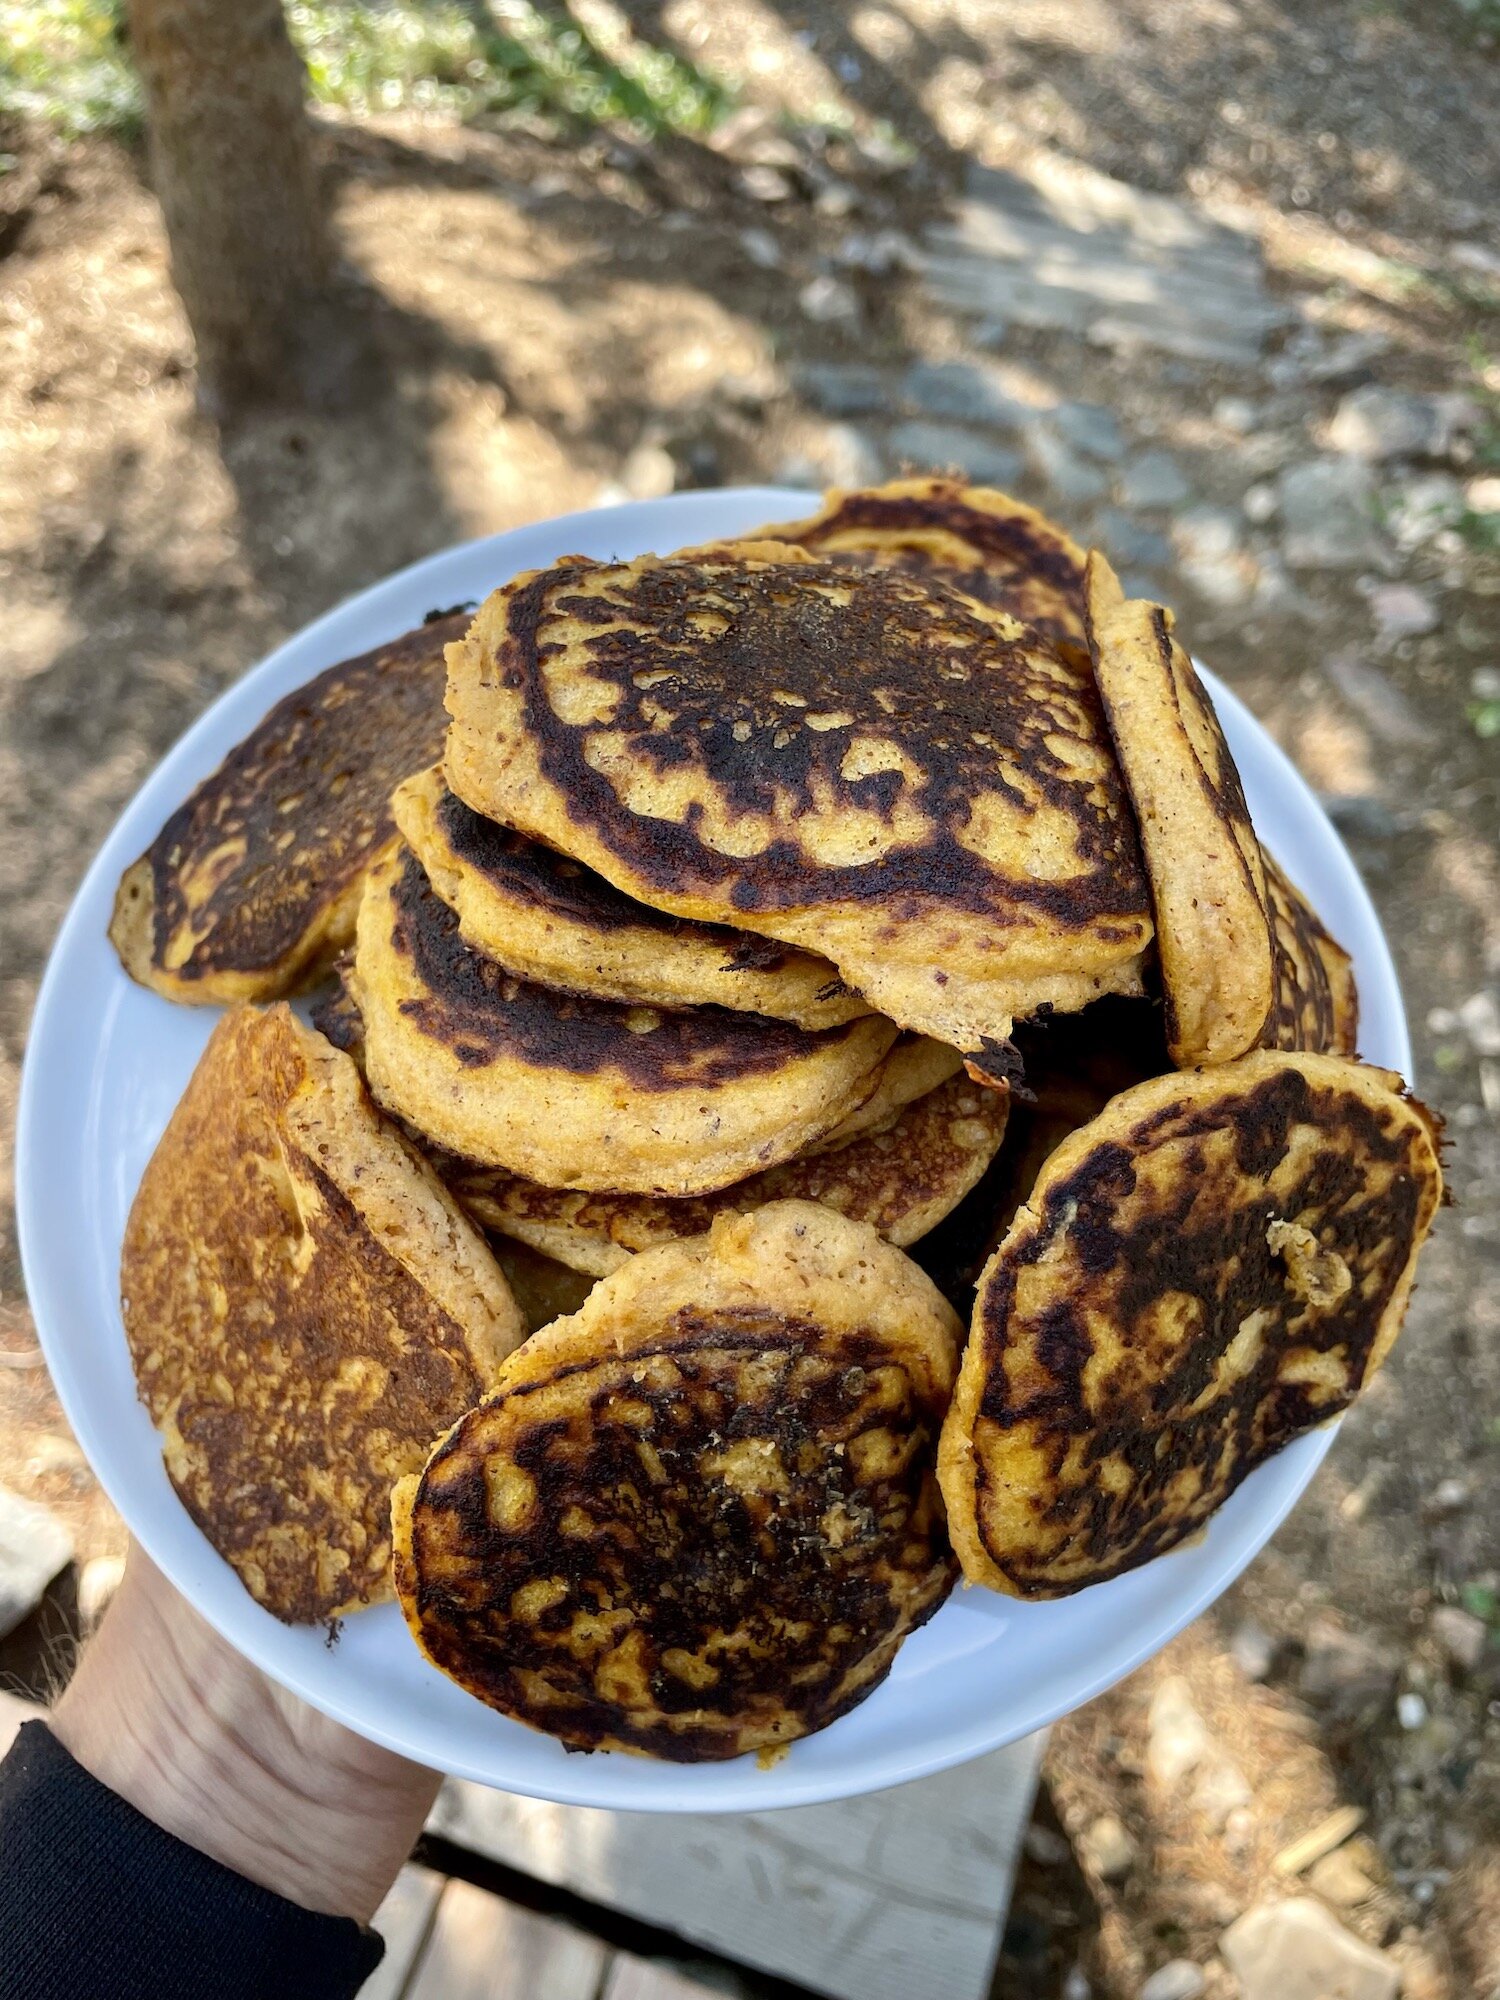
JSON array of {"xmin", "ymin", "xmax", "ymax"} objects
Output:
[
  {"xmin": 392, "ymin": 763, "xmax": 865, "ymax": 1029},
  {"xmin": 110, "ymin": 613, "xmax": 467, "ymax": 1004},
  {"xmin": 1263, "ymin": 857, "xmax": 1359, "ymax": 1056},
  {"xmin": 445, "ymin": 549, "xmax": 1153, "ymax": 1061},
  {"xmin": 120, "ymin": 1004, "xmax": 524, "ymax": 1623},
  {"xmin": 447, "ymin": 1069, "xmax": 1010, "ymax": 1276},
  {"xmin": 1083, "ymin": 554, "xmax": 1274, "ymax": 1068},
  {"xmin": 350, "ymin": 847, "xmax": 899, "ymax": 1195},
  {"xmin": 744, "ymin": 477, "xmax": 1088, "ymax": 656},
  {"xmin": 939, "ymin": 1051, "xmax": 1442, "ymax": 1599},
  {"xmin": 391, "ymin": 1202, "xmax": 960, "ymax": 1760}
]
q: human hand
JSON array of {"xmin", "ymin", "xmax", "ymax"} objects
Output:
[{"xmin": 50, "ymin": 1545, "xmax": 439, "ymax": 1923}]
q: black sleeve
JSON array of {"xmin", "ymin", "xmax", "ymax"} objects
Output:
[{"xmin": 0, "ymin": 1722, "xmax": 385, "ymax": 2000}]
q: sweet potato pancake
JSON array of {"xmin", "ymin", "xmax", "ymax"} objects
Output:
[
  {"xmin": 809, "ymin": 1034, "xmax": 963, "ymax": 1151},
  {"xmin": 939, "ymin": 1051, "xmax": 1442, "ymax": 1598},
  {"xmin": 110, "ymin": 613, "xmax": 467, "ymax": 1004},
  {"xmin": 445, "ymin": 549, "xmax": 1152, "ymax": 1062},
  {"xmin": 1263, "ymin": 857, "xmax": 1359, "ymax": 1056},
  {"xmin": 392, "ymin": 763, "xmax": 865, "ymax": 1029},
  {"xmin": 349, "ymin": 848, "xmax": 898, "ymax": 1194},
  {"xmin": 1083, "ymin": 554, "xmax": 1275, "ymax": 1067},
  {"xmin": 745, "ymin": 477, "xmax": 1088, "ymax": 655},
  {"xmin": 120, "ymin": 1003, "xmax": 524, "ymax": 1623},
  {"xmin": 447, "ymin": 1069, "xmax": 1010, "ymax": 1275},
  {"xmin": 392, "ymin": 1203, "xmax": 960, "ymax": 1760}
]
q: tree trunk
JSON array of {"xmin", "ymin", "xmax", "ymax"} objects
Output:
[{"xmin": 126, "ymin": 0, "xmax": 333, "ymax": 416}]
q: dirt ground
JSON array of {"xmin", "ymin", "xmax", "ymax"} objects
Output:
[{"xmin": 1, "ymin": 4, "xmax": 1497, "ymax": 1995}]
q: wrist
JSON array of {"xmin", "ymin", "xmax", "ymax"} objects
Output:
[{"xmin": 52, "ymin": 1552, "xmax": 438, "ymax": 1922}]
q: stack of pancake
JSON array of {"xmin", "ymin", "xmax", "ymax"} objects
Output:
[{"xmin": 111, "ymin": 477, "xmax": 1442, "ymax": 1763}]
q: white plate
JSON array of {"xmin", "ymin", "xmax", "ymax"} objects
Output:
[{"xmin": 17, "ymin": 489, "xmax": 1410, "ymax": 1813}]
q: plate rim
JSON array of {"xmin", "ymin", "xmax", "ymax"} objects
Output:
[{"xmin": 16, "ymin": 487, "xmax": 1411, "ymax": 1811}]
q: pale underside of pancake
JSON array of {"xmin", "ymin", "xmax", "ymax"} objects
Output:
[
  {"xmin": 391, "ymin": 1203, "xmax": 961, "ymax": 1760},
  {"xmin": 120, "ymin": 1004, "xmax": 524, "ymax": 1624},
  {"xmin": 1083, "ymin": 553, "xmax": 1275, "ymax": 1069},
  {"xmin": 392, "ymin": 763, "xmax": 867, "ymax": 1029},
  {"xmin": 350, "ymin": 847, "xmax": 899, "ymax": 1196},
  {"xmin": 1262, "ymin": 856, "xmax": 1359, "ymax": 1056},
  {"xmin": 448, "ymin": 1069, "xmax": 1010, "ymax": 1276},
  {"xmin": 743, "ymin": 477, "xmax": 1089, "ymax": 656},
  {"xmin": 938, "ymin": 1051, "xmax": 1442, "ymax": 1599},
  {"xmin": 445, "ymin": 551, "xmax": 1153, "ymax": 1062},
  {"xmin": 109, "ymin": 613, "xmax": 467, "ymax": 1005}
]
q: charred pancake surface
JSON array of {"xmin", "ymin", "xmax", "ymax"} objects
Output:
[
  {"xmin": 121, "ymin": 1004, "xmax": 523, "ymax": 1623},
  {"xmin": 351, "ymin": 849, "xmax": 898, "ymax": 1194},
  {"xmin": 449, "ymin": 1069, "xmax": 1009, "ymax": 1274},
  {"xmin": 1262, "ymin": 857, "xmax": 1359, "ymax": 1056},
  {"xmin": 1083, "ymin": 554, "xmax": 1274, "ymax": 1067},
  {"xmin": 446, "ymin": 550, "xmax": 1152, "ymax": 1054},
  {"xmin": 393, "ymin": 764, "xmax": 864, "ymax": 1028},
  {"xmin": 746, "ymin": 477, "xmax": 1088, "ymax": 654},
  {"xmin": 939, "ymin": 1051, "xmax": 1442, "ymax": 1598},
  {"xmin": 111, "ymin": 614, "xmax": 467, "ymax": 1003},
  {"xmin": 393, "ymin": 1204, "xmax": 960, "ymax": 1760}
]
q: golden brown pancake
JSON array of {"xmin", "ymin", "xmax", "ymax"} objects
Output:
[
  {"xmin": 445, "ymin": 549, "xmax": 1152, "ymax": 1065},
  {"xmin": 447, "ymin": 1070, "xmax": 1010, "ymax": 1275},
  {"xmin": 489, "ymin": 1237, "xmax": 596, "ymax": 1332},
  {"xmin": 392, "ymin": 763, "xmax": 866, "ymax": 1029},
  {"xmin": 1262, "ymin": 857, "xmax": 1359, "ymax": 1056},
  {"xmin": 1083, "ymin": 554, "xmax": 1274, "ymax": 1068},
  {"xmin": 349, "ymin": 848, "xmax": 899, "ymax": 1194},
  {"xmin": 808, "ymin": 1034, "xmax": 963, "ymax": 1152},
  {"xmin": 392, "ymin": 1203, "xmax": 960, "ymax": 1760},
  {"xmin": 120, "ymin": 1003, "xmax": 524, "ymax": 1623},
  {"xmin": 939, "ymin": 1051, "xmax": 1442, "ymax": 1598},
  {"xmin": 745, "ymin": 478, "xmax": 1088, "ymax": 656},
  {"xmin": 110, "ymin": 613, "xmax": 467, "ymax": 1004}
]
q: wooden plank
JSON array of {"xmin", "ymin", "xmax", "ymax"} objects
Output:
[
  {"xmin": 429, "ymin": 1731, "xmax": 1045, "ymax": 2000},
  {"xmin": 404, "ymin": 1877, "xmax": 609, "ymax": 2000},
  {"xmin": 360, "ymin": 1865, "xmax": 445, "ymax": 2000},
  {"xmin": 602, "ymin": 1956, "xmax": 724, "ymax": 2000}
]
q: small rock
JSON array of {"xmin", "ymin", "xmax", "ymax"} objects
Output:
[
  {"xmin": 1298, "ymin": 1618, "xmax": 1398, "ymax": 1716},
  {"xmin": 738, "ymin": 163, "xmax": 795, "ymax": 204},
  {"xmin": 1052, "ymin": 401, "xmax": 1127, "ymax": 463},
  {"xmin": 0, "ymin": 1485, "xmax": 74, "ymax": 1638},
  {"xmin": 1472, "ymin": 665, "xmax": 1500, "ymax": 701},
  {"xmin": 1230, "ymin": 1618, "xmax": 1277, "ymax": 1682},
  {"xmin": 1466, "ymin": 474, "xmax": 1500, "ymax": 513},
  {"xmin": 1328, "ymin": 383, "xmax": 1469, "ymax": 462},
  {"xmin": 1396, "ymin": 1690, "xmax": 1428, "ymax": 1729},
  {"xmin": 1308, "ymin": 1846, "xmax": 1377, "ymax": 1909},
  {"xmin": 1093, "ymin": 507, "xmax": 1172, "ymax": 571},
  {"xmin": 1022, "ymin": 1821, "xmax": 1072, "ymax": 1866},
  {"xmin": 619, "ymin": 442, "xmax": 676, "ymax": 500},
  {"xmin": 1220, "ymin": 1897, "xmax": 1399, "ymax": 2000},
  {"xmin": 1139, "ymin": 1961, "xmax": 1207, "ymax": 2000},
  {"xmin": 1426, "ymin": 1473, "xmax": 1473, "ymax": 1514},
  {"xmin": 1244, "ymin": 480, "xmax": 1279, "ymax": 524},
  {"xmin": 813, "ymin": 179, "xmax": 859, "ymax": 219},
  {"xmin": 1119, "ymin": 450, "xmax": 1190, "ymax": 510},
  {"xmin": 1305, "ymin": 330, "xmax": 1391, "ymax": 386},
  {"xmin": 1147, "ymin": 1675, "xmax": 1213, "ymax": 1788},
  {"xmin": 1215, "ymin": 394, "xmax": 1259, "ymax": 433},
  {"xmin": 833, "ymin": 227, "xmax": 921, "ymax": 275},
  {"xmin": 1456, "ymin": 991, "xmax": 1500, "ymax": 1057},
  {"xmin": 1278, "ymin": 459, "xmax": 1384, "ymax": 568},
  {"xmin": 1430, "ymin": 1605, "xmax": 1487, "ymax": 1672},
  {"xmin": 738, "ymin": 226, "xmax": 782, "ymax": 271},
  {"xmin": 900, "ymin": 359, "xmax": 1026, "ymax": 427},
  {"xmin": 1323, "ymin": 649, "xmax": 1435, "ymax": 746},
  {"xmin": 885, "ymin": 421, "xmax": 1023, "ymax": 488},
  {"xmin": 1383, "ymin": 470, "xmax": 1464, "ymax": 550},
  {"xmin": 798, "ymin": 274, "xmax": 860, "ymax": 325},
  {"xmin": 1194, "ymin": 1755, "xmax": 1252, "ymax": 1829},
  {"xmin": 1174, "ymin": 505, "xmax": 1242, "ymax": 562},
  {"xmin": 1061, "ymin": 1970, "xmax": 1092, "ymax": 2000},
  {"xmin": 1080, "ymin": 1812, "xmax": 1137, "ymax": 1882},
  {"xmin": 795, "ymin": 363, "xmax": 890, "ymax": 419},
  {"xmin": 1023, "ymin": 422, "xmax": 1108, "ymax": 506},
  {"xmin": 1362, "ymin": 581, "xmax": 1439, "ymax": 643},
  {"xmin": 78, "ymin": 1553, "xmax": 125, "ymax": 1631},
  {"xmin": 1322, "ymin": 793, "xmax": 1402, "ymax": 840},
  {"xmin": 809, "ymin": 422, "xmax": 883, "ymax": 489}
]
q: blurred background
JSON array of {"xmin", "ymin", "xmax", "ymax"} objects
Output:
[{"xmin": 1, "ymin": 3, "xmax": 1498, "ymax": 1995}]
